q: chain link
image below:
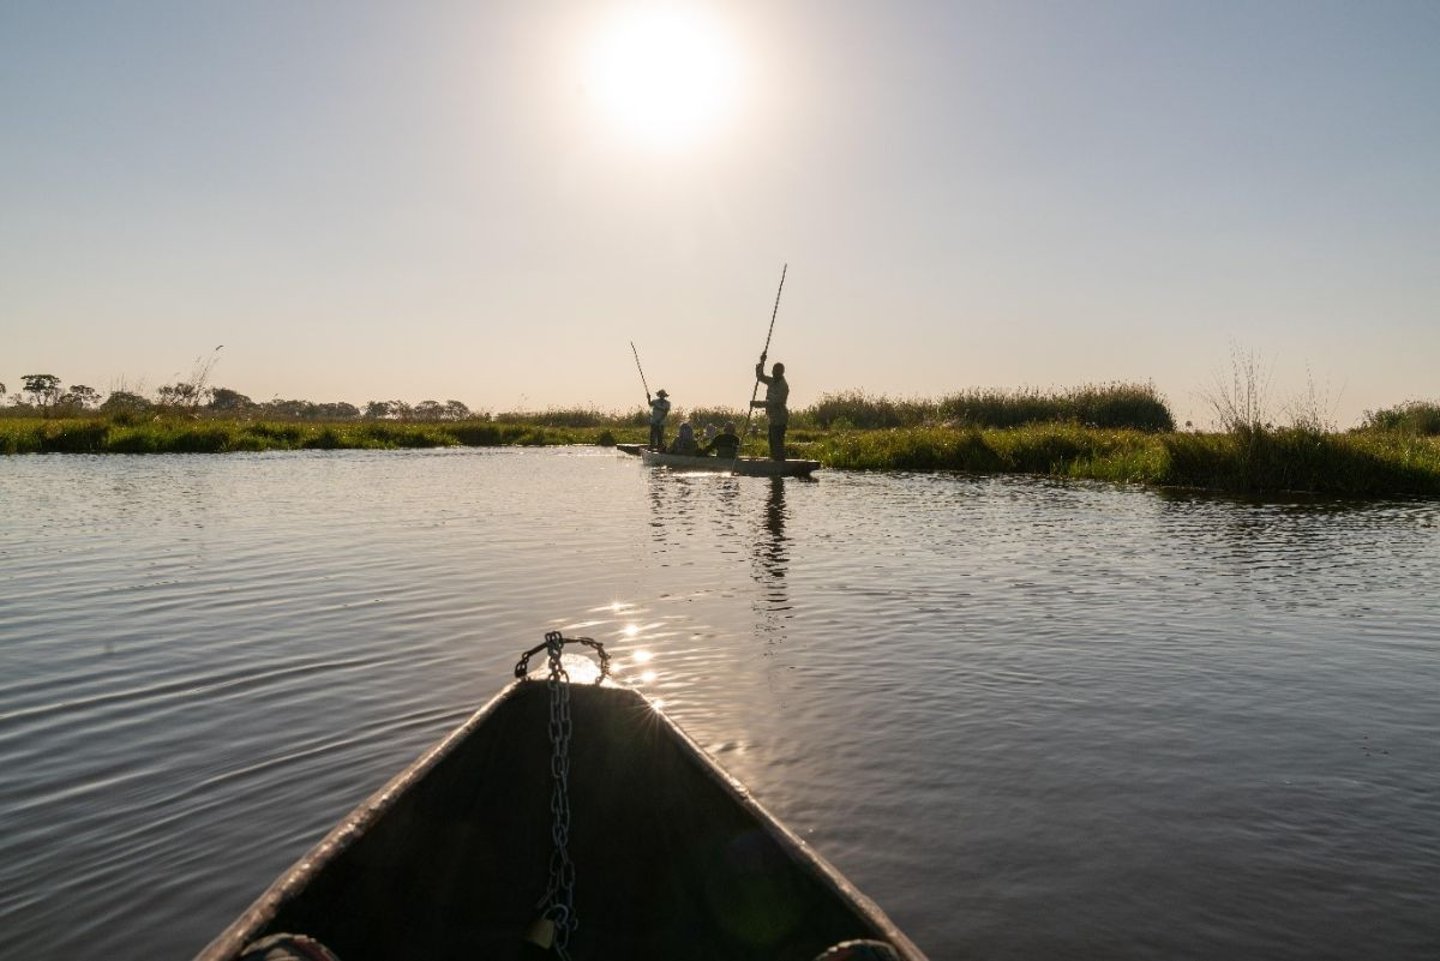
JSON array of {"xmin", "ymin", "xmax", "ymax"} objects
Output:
[
  {"xmin": 516, "ymin": 631, "xmax": 609, "ymax": 958},
  {"xmin": 540, "ymin": 631, "xmax": 577, "ymax": 959}
]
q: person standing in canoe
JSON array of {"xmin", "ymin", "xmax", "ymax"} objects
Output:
[
  {"xmin": 647, "ymin": 388, "xmax": 671, "ymax": 450},
  {"xmin": 751, "ymin": 360, "xmax": 789, "ymax": 460}
]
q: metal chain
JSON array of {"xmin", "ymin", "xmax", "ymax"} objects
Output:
[
  {"xmin": 513, "ymin": 632, "xmax": 610, "ymax": 959},
  {"xmin": 541, "ymin": 633, "xmax": 573, "ymax": 956},
  {"xmin": 514, "ymin": 633, "xmax": 611, "ymax": 681},
  {"xmin": 540, "ymin": 630, "xmax": 577, "ymax": 959}
]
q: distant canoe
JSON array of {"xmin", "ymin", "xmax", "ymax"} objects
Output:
[
  {"xmin": 631, "ymin": 446, "xmax": 821, "ymax": 477},
  {"xmin": 196, "ymin": 656, "xmax": 926, "ymax": 961}
]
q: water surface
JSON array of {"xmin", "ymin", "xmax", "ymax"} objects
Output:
[{"xmin": 2, "ymin": 448, "xmax": 1438, "ymax": 959}]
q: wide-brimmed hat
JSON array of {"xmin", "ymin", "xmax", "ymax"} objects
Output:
[{"xmin": 656, "ymin": 388, "xmax": 668, "ymax": 397}]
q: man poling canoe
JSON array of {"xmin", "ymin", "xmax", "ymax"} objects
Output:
[
  {"xmin": 647, "ymin": 389, "xmax": 671, "ymax": 451},
  {"xmin": 752, "ymin": 360, "xmax": 789, "ymax": 461},
  {"xmin": 630, "ymin": 341, "xmax": 672, "ymax": 451},
  {"xmin": 736, "ymin": 263, "xmax": 789, "ymax": 465}
]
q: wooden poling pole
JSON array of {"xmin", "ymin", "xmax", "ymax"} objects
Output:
[
  {"xmin": 736, "ymin": 264, "xmax": 788, "ymax": 465},
  {"xmin": 630, "ymin": 341, "xmax": 651, "ymax": 401}
]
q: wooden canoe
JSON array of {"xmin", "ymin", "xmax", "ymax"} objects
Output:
[
  {"xmin": 636, "ymin": 447, "xmax": 821, "ymax": 478},
  {"xmin": 196, "ymin": 661, "xmax": 926, "ymax": 961}
]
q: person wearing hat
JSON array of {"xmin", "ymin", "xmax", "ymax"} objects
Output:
[
  {"xmin": 702, "ymin": 421, "xmax": 742, "ymax": 459},
  {"xmin": 647, "ymin": 389, "xmax": 671, "ymax": 450},
  {"xmin": 751, "ymin": 360, "xmax": 789, "ymax": 460}
]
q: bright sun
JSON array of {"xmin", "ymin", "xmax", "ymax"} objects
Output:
[{"xmin": 585, "ymin": 8, "xmax": 742, "ymax": 149}]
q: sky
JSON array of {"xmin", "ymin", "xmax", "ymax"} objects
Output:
[{"xmin": 2, "ymin": 1, "xmax": 1437, "ymax": 428}]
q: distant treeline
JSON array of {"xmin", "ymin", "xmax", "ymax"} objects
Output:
[
  {"xmin": 1, "ymin": 378, "xmax": 1175, "ymax": 430},
  {"xmin": 0, "ymin": 380, "xmax": 482, "ymax": 423}
]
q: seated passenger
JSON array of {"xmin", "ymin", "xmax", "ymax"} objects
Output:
[
  {"xmin": 667, "ymin": 422, "xmax": 700, "ymax": 456},
  {"xmin": 702, "ymin": 421, "xmax": 741, "ymax": 458}
]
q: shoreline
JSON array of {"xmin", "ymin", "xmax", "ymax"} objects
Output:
[{"xmin": 4, "ymin": 416, "xmax": 1439, "ymax": 499}]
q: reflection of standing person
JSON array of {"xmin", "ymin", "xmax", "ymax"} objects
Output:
[
  {"xmin": 647, "ymin": 389, "xmax": 671, "ymax": 450},
  {"xmin": 751, "ymin": 361, "xmax": 789, "ymax": 460},
  {"xmin": 755, "ymin": 476, "xmax": 789, "ymax": 593}
]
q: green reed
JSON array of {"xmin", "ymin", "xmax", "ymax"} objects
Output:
[
  {"xmin": 802, "ymin": 383, "xmax": 1173, "ymax": 431},
  {"xmin": 1359, "ymin": 401, "xmax": 1440, "ymax": 436},
  {"xmin": 804, "ymin": 391, "xmax": 937, "ymax": 430},
  {"xmin": 814, "ymin": 424, "xmax": 1160, "ymax": 476},
  {"xmin": 491, "ymin": 406, "xmax": 640, "ymax": 429},
  {"xmin": 7, "ymin": 412, "xmax": 1440, "ymax": 498},
  {"xmin": 0, "ymin": 417, "xmax": 632, "ymax": 455},
  {"xmin": 938, "ymin": 382, "xmax": 1174, "ymax": 431},
  {"xmin": 812, "ymin": 424, "xmax": 1440, "ymax": 496},
  {"xmin": 1160, "ymin": 426, "xmax": 1440, "ymax": 496}
]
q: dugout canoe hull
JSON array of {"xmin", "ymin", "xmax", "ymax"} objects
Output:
[
  {"xmin": 637, "ymin": 447, "xmax": 820, "ymax": 477},
  {"xmin": 197, "ymin": 680, "xmax": 925, "ymax": 961}
]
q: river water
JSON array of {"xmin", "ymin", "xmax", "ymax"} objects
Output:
[{"xmin": 1, "ymin": 447, "xmax": 1438, "ymax": 960}]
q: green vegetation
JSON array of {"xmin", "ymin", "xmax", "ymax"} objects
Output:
[
  {"xmin": 1360, "ymin": 401, "xmax": 1440, "ymax": 436},
  {"xmin": 0, "ymin": 417, "xmax": 612, "ymax": 455},
  {"xmin": 807, "ymin": 424, "xmax": 1440, "ymax": 497},
  {"xmin": 805, "ymin": 382, "xmax": 1173, "ymax": 431},
  {"xmin": 5, "ymin": 375, "xmax": 1440, "ymax": 498}
]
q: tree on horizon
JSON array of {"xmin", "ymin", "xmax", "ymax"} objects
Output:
[{"xmin": 21, "ymin": 374, "xmax": 61, "ymax": 416}]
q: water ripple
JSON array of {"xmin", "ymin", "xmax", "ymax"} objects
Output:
[{"xmin": 1, "ymin": 451, "xmax": 1438, "ymax": 960}]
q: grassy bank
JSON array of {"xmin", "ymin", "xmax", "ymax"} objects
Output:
[
  {"xmin": 0, "ymin": 417, "xmax": 619, "ymax": 455},
  {"xmin": 6, "ymin": 415, "xmax": 1440, "ymax": 498},
  {"xmin": 809, "ymin": 424, "xmax": 1440, "ymax": 497}
]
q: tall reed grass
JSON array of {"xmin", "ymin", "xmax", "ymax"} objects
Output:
[
  {"xmin": 814, "ymin": 425, "xmax": 1163, "ymax": 477},
  {"xmin": 811, "ymin": 424, "xmax": 1440, "ymax": 496},
  {"xmin": 939, "ymin": 383, "xmax": 1173, "ymax": 431},
  {"xmin": 803, "ymin": 383, "xmax": 1173, "ymax": 431},
  {"xmin": 805, "ymin": 391, "xmax": 935, "ymax": 429},
  {"xmin": 1160, "ymin": 426, "xmax": 1440, "ymax": 496},
  {"xmin": 1359, "ymin": 401, "xmax": 1440, "ymax": 436}
]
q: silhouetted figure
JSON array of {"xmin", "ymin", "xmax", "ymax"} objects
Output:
[
  {"xmin": 751, "ymin": 361, "xmax": 789, "ymax": 460},
  {"xmin": 668, "ymin": 422, "xmax": 699, "ymax": 455},
  {"xmin": 647, "ymin": 389, "xmax": 670, "ymax": 450},
  {"xmin": 703, "ymin": 421, "xmax": 741, "ymax": 459}
]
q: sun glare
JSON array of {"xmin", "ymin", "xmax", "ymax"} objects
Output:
[{"xmin": 586, "ymin": 8, "xmax": 741, "ymax": 149}]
